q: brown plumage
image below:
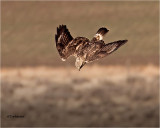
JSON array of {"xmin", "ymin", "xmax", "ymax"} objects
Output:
[{"xmin": 55, "ymin": 25, "xmax": 128, "ymax": 70}]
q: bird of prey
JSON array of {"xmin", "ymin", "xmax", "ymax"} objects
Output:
[{"xmin": 55, "ymin": 25, "xmax": 127, "ymax": 71}]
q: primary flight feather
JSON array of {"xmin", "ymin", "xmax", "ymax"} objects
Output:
[{"xmin": 55, "ymin": 25, "xmax": 128, "ymax": 70}]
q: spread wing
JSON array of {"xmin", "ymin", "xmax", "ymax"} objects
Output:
[
  {"xmin": 87, "ymin": 40, "xmax": 128, "ymax": 62},
  {"xmin": 55, "ymin": 25, "xmax": 73, "ymax": 61}
]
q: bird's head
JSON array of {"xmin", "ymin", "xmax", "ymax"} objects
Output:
[{"xmin": 75, "ymin": 58, "xmax": 86, "ymax": 71}]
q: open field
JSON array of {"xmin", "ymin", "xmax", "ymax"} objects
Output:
[
  {"xmin": 1, "ymin": 65, "xmax": 159, "ymax": 127},
  {"xmin": 1, "ymin": 1, "xmax": 159, "ymax": 127},
  {"xmin": 1, "ymin": 1, "xmax": 159, "ymax": 67}
]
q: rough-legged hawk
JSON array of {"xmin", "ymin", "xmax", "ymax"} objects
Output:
[{"xmin": 55, "ymin": 25, "xmax": 127, "ymax": 70}]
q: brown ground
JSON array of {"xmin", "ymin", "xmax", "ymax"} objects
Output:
[{"xmin": 1, "ymin": 65, "xmax": 159, "ymax": 127}]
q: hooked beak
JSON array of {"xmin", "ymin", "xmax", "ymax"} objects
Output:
[{"xmin": 79, "ymin": 62, "xmax": 86, "ymax": 71}]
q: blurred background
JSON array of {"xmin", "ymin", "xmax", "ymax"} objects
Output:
[{"xmin": 1, "ymin": 1, "xmax": 159, "ymax": 127}]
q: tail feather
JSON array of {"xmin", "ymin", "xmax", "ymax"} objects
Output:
[
  {"xmin": 93, "ymin": 27, "xmax": 109, "ymax": 41},
  {"xmin": 97, "ymin": 27, "xmax": 109, "ymax": 36}
]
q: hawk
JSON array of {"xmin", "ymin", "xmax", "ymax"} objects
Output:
[{"xmin": 55, "ymin": 25, "xmax": 127, "ymax": 71}]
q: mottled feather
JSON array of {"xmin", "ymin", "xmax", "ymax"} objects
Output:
[
  {"xmin": 55, "ymin": 25, "xmax": 128, "ymax": 70},
  {"xmin": 55, "ymin": 25, "xmax": 73, "ymax": 60}
]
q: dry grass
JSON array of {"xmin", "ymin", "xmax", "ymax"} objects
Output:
[
  {"xmin": 1, "ymin": 1, "xmax": 159, "ymax": 127},
  {"xmin": 1, "ymin": 65, "xmax": 159, "ymax": 127}
]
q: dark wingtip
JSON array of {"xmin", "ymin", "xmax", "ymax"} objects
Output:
[
  {"xmin": 55, "ymin": 34, "xmax": 58, "ymax": 43},
  {"xmin": 123, "ymin": 39, "xmax": 128, "ymax": 43},
  {"xmin": 56, "ymin": 25, "xmax": 68, "ymax": 41},
  {"xmin": 119, "ymin": 39, "xmax": 128, "ymax": 45}
]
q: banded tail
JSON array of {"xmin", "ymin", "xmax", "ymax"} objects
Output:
[{"xmin": 93, "ymin": 27, "xmax": 109, "ymax": 41}]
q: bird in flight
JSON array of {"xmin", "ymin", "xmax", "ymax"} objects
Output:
[{"xmin": 55, "ymin": 25, "xmax": 127, "ymax": 71}]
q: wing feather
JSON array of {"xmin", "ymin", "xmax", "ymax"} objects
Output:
[
  {"xmin": 87, "ymin": 40, "xmax": 128, "ymax": 61},
  {"xmin": 101, "ymin": 40, "xmax": 127, "ymax": 54},
  {"xmin": 55, "ymin": 25, "xmax": 73, "ymax": 60}
]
